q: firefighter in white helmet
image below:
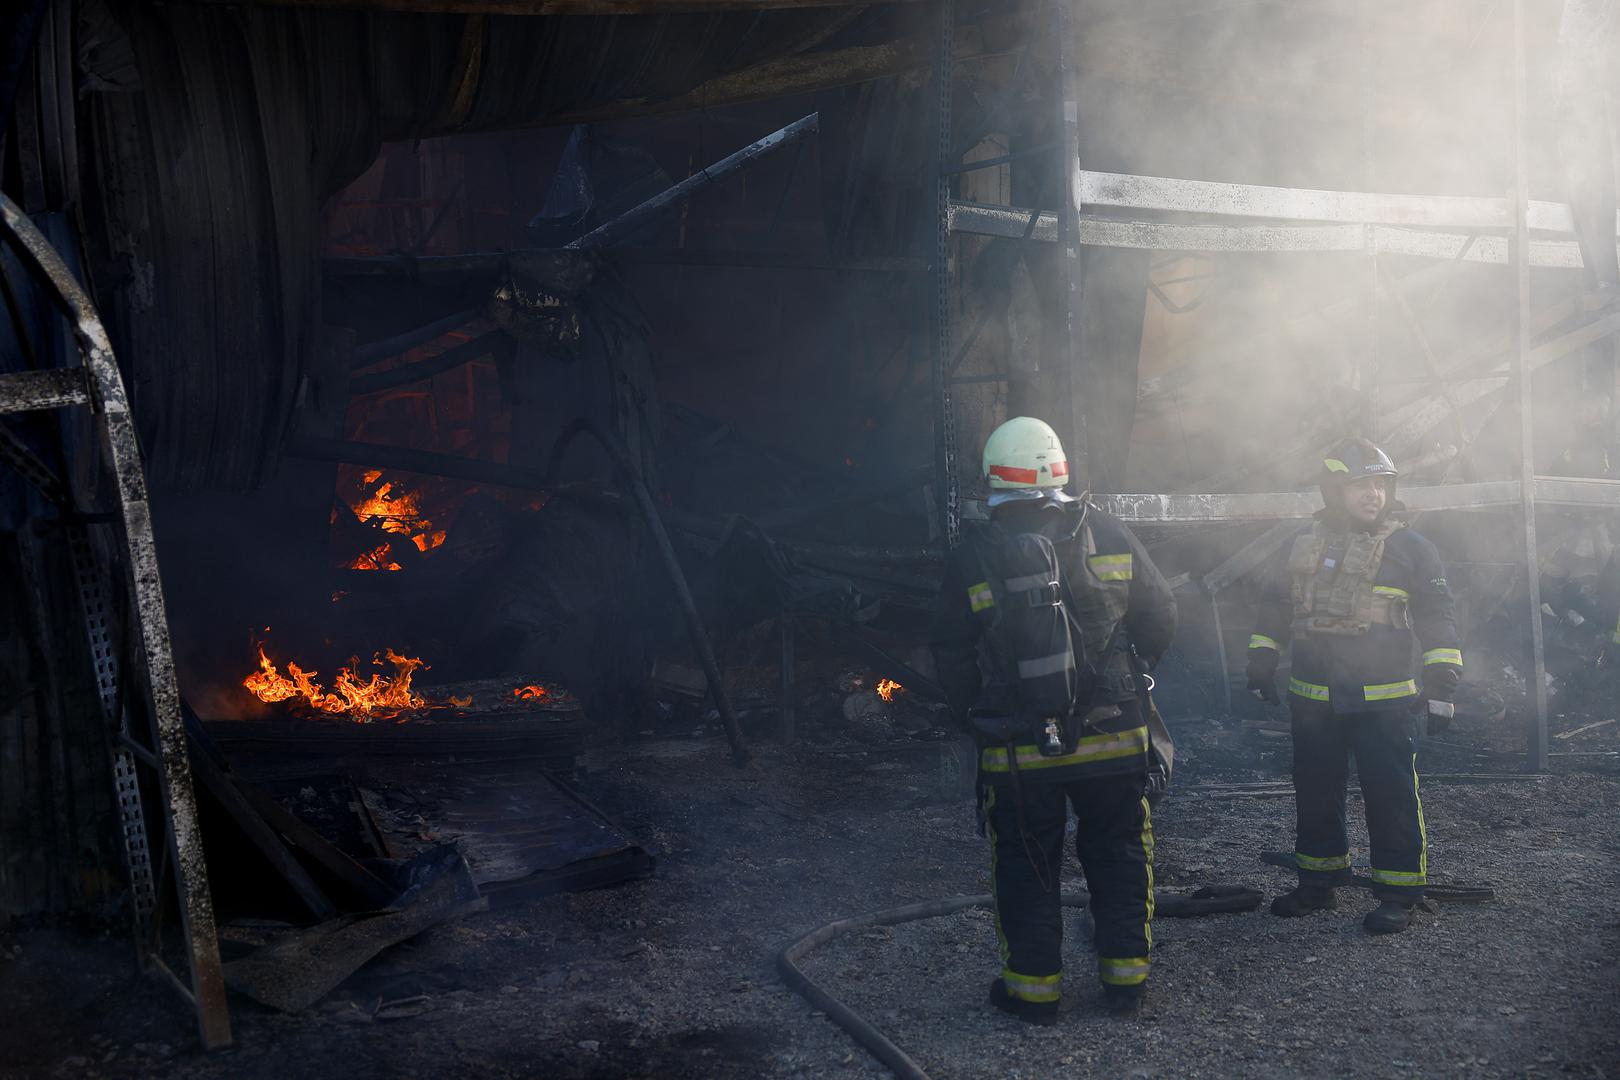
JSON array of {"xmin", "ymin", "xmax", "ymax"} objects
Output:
[{"xmin": 930, "ymin": 416, "xmax": 1177, "ymax": 1021}]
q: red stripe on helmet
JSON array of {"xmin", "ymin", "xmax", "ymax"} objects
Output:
[
  {"xmin": 989, "ymin": 464, "xmax": 1039, "ymax": 485},
  {"xmin": 1049, "ymin": 460, "xmax": 1068, "ymax": 478}
]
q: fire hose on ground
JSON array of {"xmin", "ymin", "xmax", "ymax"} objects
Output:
[{"xmin": 776, "ymin": 885, "xmax": 1264, "ymax": 1080}]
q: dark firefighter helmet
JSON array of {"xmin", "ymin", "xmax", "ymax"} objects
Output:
[{"xmin": 1319, "ymin": 437, "xmax": 1398, "ymax": 508}]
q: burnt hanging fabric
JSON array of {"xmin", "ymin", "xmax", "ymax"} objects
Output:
[{"xmin": 75, "ymin": 3, "xmax": 868, "ymax": 491}]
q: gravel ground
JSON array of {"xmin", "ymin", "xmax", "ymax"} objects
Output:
[{"xmin": 2, "ymin": 717, "xmax": 1617, "ymax": 1080}]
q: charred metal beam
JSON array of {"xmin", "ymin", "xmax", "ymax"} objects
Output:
[
  {"xmin": 542, "ymin": 419, "xmax": 750, "ymax": 766},
  {"xmin": 284, "ymin": 436, "xmax": 550, "ymax": 490},
  {"xmin": 614, "ymin": 248, "xmax": 928, "ymax": 273},
  {"xmin": 567, "ymin": 113, "xmax": 819, "ymax": 251},
  {"xmin": 0, "ymin": 366, "xmax": 87, "ymax": 414},
  {"xmin": 548, "ymin": 36, "xmax": 935, "ymax": 126},
  {"xmin": 187, "ymin": 0, "xmax": 924, "ymax": 11},
  {"xmin": 349, "ymin": 330, "xmax": 505, "ymax": 396},
  {"xmin": 350, "ymin": 309, "xmax": 477, "ymax": 368}
]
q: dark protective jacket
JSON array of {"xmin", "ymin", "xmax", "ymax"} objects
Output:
[
  {"xmin": 930, "ymin": 502, "xmax": 1177, "ymax": 780},
  {"xmin": 1248, "ymin": 513, "xmax": 1461, "ymax": 714}
]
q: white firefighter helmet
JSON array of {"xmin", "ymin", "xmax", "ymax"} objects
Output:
[{"xmin": 982, "ymin": 416, "xmax": 1075, "ymax": 507}]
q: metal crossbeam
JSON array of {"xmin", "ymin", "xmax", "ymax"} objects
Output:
[
  {"xmin": 1071, "ymin": 477, "xmax": 1620, "ymax": 524},
  {"xmin": 0, "ymin": 368, "xmax": 89, "ymax": 414}
]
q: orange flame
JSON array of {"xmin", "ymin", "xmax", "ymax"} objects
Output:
[
  {"xmin": 876, "ymin": 678, "xmax": 903, "ymax": 703},
  {"xmin": 243, "ymin": 646, "xmax": 429, "ymax": 721},
  {"xmin": 513, "ymin": 685, "xmax": 548, "ymax": 700}
]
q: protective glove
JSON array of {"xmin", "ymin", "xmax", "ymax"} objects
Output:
[
  {"xmin": 1245, "ymin": 648, "xmax": 1281, "ymax": 705},
  {"xmin": 1418, "ymin": 663, "xmax": 1460, "ymax": 735}
]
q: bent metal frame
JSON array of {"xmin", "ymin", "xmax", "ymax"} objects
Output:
[{"xmin": 0, "ymin": 194, "xmax": 231, "ymax": 1048}]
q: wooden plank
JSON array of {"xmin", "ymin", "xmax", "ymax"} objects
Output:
[
  {"xmin": 230, "ymin": 778, "xmax": 396, "ymax": 910},
  {"xmin": 186, "ymin": 745, "xmax": 336, "ymax": 922}
]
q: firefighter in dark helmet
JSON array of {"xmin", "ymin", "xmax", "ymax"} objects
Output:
[
  {"xmin": 930, "ymin": 417, "xmax": 1177, "ymax": 1022},
  {"xmin": 1245, "ymin": 438, "xmax": 1461, "ymax": 934}
]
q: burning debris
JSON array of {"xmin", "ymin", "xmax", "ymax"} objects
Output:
[
  {"xmin": 242, "ymin": 644, "xmax": 570, "ymax": 722},
  {"xmin": 243, "ymin": 647, "xmax": 430, "ymax": 722},
  {"xmin": 337, "ymin": 469, "xmax": 448, "ymax": 571},
  {"xmin": 876, "ymin": 678, "xmax": 904, "ymax": 703}
]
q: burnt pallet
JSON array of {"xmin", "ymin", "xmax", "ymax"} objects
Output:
[{"xmin": 201, "ymin": 713, "xmax": 586, "ymax": 775}]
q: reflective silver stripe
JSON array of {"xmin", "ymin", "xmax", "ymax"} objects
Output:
[
  {"xmin": 1295, "ymin": 851, "xmax": 1351, "ymax": 872},
  {"xmin": 1003, "ymin": 969, "xmax": 1061, "ymax": 1002},
  {"xmin": 1363, "ymin": 679, "xmax": 1418, "ymax": 701},
  {"xmin": 1003, "ymin": 572, "xmax": 1055, "ymax": 592},
  {"xmin": 1288, "ymin": 677, "xmax": 1330, "ymax": 701},
  {"xmin": 1098, "ymin": 956, "xmax": 1149, "ymax": 986},
  {"xmin": 1017, "ymin": 652, "xmax": 1076, "ymax": 679}
]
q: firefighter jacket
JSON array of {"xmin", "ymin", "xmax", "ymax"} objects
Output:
[
  {"xmin": 929, "ymin": 502, "xmax": 1177, "ymax": 780},
  {"xmin": 1248, "ymin": 514, "xmax": 1461, "ymax": 714}
]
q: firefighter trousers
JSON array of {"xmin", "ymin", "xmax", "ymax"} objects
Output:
[
  {"xmin": 1290, "ymin": 701, "xmax": 1427, "ymax": 900},
  {"xmin": 983, "ymin": 770, "xmax": 1154, "ymax": 1005}
]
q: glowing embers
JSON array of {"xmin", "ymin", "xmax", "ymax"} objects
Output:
[
  {"xmin": 876, "ymin": 678, "xmax": 904, "ymax": 702},
  {"xmin": 243, "ymin": 646, "xmax": 428, "ymax": 722},
  {"xmin": 513, "ymin": 685, "xmax": 548, "ymax": 701}
]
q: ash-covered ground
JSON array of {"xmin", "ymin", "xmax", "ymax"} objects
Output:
[{"xmin": 2, "ymin": 701, "xmax": 1617, "ymax": 1080}]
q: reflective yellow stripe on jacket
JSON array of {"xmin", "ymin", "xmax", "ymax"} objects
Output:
[
  {"xmin": 1422, "ymin": 648, "xmax": 1462, "ymax": 667},
  {"xmin": 1288, "ymin": 677, "xmax": 1330, "ymax": 702},
  {"xmin": 1363, "ymin": 679, "xmax": 1417, "ymax": 702},
  {"xmin": 1248, "ymin": 634, "xmax": 1280, "ymax": 651},
  {"xmin": 980, "ymin": 726, "xmax": 1149, "ymax": 773},
  {"xmin": 1088, "ymin": 553, "xmax": 1133, "ymax": 582}
]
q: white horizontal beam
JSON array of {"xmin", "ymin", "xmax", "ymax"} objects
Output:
[
  {"xmin": 1077, "ymin": 170, "xmax": 1580, "ymax": 234},
  {"xmin": 949, "ymin": 199, "xmax": 1596, "ymax": 268}
]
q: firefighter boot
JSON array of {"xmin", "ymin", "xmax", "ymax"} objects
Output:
[
  {"xmin": 988, "ymin": 978, "xmax": 1059, "ymax": 1026},
  {"xmin": 1270, "ymin": 884, "xmax": 1338, "ymax": 917},
  {"xmin": 1102, "ymin": 986, "xmax": 1144, "ymax": 1018},
  {"xmin": 1363, "ymin": 900, "xmax": 1416, "ymax": 934}
]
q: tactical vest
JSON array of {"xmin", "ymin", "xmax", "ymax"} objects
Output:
[{"xmin": 1286, "ymin": 519, "xmax": 1411, "ymax": 637}]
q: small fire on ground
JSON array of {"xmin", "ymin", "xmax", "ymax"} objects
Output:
[
  {"xmin": 243, "ymin": 645, "xmax": 555, "ymax": 722},
  {"xmin": 876, "ymin": 678, "xmax": 904, "ymax": 702}
]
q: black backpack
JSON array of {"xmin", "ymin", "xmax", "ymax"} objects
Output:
[{"xmin": 964, "ymin": 516, "xmax": 1095, "ymax": 726}]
